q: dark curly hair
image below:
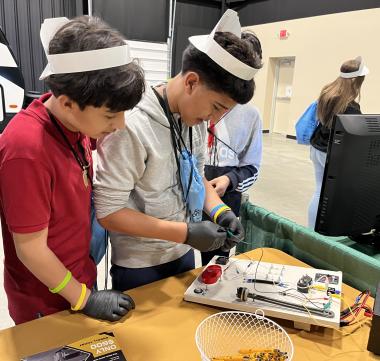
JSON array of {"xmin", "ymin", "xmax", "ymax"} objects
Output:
[
  {"xmin": 45, "ymin": 16, "xmax": 145, "ymax": 111},
  {"xmin": 181, "ymin": 31, "xmax": 261, "ymax": 104},
  {"xmin": 241, "ymin": 31, "xmax": 263, "ymax": 65}
]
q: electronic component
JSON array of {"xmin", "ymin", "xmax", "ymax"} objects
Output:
[
  {"xmin": 201, "ymin": 265, "xmax": 222, "ymax": 285},
  {"xmin": 326, "ymin": 287, "xmax": 341, "ymax": 295},
  {"xmin": 315, "ymin": 273, "xmax": 339, "ymax": 285},
  {"xmin": 244, "ymin": 278, "xmax": 279, "ymax": 285},
  {"xmin": 194, "ymin": 288, "xmax": 204, "ymax": 294},
  {"xmin": 215, "ymin": 256, "xmax": 229, "ymax": 265},
  {"xmin": 236, "ymin": 287, "xmax": 335, "ymax": 318},
  {"xmin": 184, "ymin": 257, "xmax": 343, "ymax": 329},
  {"xmin": 297, "ymin": 274, "xmax": 313, "ymax": 293}
]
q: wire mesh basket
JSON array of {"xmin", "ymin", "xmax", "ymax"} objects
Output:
[{"xmin": 195, "ymin": 310, "xmax": 294, "ymax": 361}]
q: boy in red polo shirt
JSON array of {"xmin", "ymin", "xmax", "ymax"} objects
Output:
[{"xmin": 0, "ymin": 16, "xmax": 145, "ymax": 324}]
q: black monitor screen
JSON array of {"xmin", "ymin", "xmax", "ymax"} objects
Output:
[{"xmin": 315, "ymin": 114, "xmax": 380, "ymax": 237}]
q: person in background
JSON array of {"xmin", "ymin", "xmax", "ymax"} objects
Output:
[
  {"xmin": 308, "ymin": 56, "xmax": 368, "ymax": 228},
  {"xmin": 0, "ymin": 16, "xmax": 145, "ymax": 324},
  {"xmin": 94, "ymin": 10, "xmax": 257, "ymax": 292},
  {"xmin": 201, "ymin": 31, "xmax": 263, "ymax": 265}
]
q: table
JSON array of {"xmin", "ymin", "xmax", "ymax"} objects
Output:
[
  {"xmin": 0, "ymin": 248, "xmax": 378, "ymax": 361},
  {"xmin": 239, "ymin": 203, "xmax": 380, "ymax": 295}
]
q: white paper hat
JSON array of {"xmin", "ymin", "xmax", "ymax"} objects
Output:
[
  {"xmin": 39, "ymin": 17, "xmax": 132, "ymax": 80},
  {"xmin": 189, "ymin": 9, "xmax": 259, "ymax": 81},
  {"xmin": 340, "ymin": 56, "xmax": 369, "ymax": 79}
]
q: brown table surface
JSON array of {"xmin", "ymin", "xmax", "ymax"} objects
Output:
[{"xmin": 0, "ymin": 248, "xmax": 379, "ymax": 361}]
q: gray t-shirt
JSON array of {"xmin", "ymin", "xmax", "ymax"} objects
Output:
[{"xmin": 94, "ymin": 87, "xmax": 207, "ymax": 268}]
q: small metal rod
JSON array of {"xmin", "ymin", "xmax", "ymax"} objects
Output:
[{"xmin": 251, "ymin": 293, "xmax": 335, "ymax": 318}]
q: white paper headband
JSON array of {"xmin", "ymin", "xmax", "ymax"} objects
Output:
[
  {"xmin": 340, "ymin": 56, "xmax": 369, "ymax": 79},
  {"xmin": 39, "ymin": 17, "xmax": 132, "ymax": 80},
  {"xmin": 189, "ymin": 9, "xmax": 259, "ymax": 81}
]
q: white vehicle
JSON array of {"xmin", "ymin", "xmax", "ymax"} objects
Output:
[{"xmin": 0, "ymin": 27, "xmax": 25, "ymax": 133}]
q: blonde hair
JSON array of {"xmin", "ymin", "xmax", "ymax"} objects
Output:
[{"xmin": 317, "ymin": 58, "xmax": 365, "ymax": 128}]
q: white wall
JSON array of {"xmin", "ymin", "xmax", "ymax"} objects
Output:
[
  {"xmin": 245, "ymin": 8, "xmax": 380, "ymax": 134},
  {"xmin": 128, "ymin": 40, "xmax": 169, "ymax": 85}
]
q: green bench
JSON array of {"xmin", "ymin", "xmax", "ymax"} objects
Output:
[{"xmin": 237, "ymin": 202, "xmax": 380, "ymax": 294}]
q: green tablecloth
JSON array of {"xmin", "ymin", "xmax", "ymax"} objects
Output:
[{"xmin": 237, "ymin": 202, "xmax": 380, "ymax": 294}]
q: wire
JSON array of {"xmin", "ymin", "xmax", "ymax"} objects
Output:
[
  {"xmin": 299, "ymin": 309, "xmax": 370, "ymax": 361},
  {"xmin": 227, "ymin": 248, "xmax": 372, "ymax": 356},
  {"xmin": 250, "ymin": 248, "xmax": 296, "ymax": 295},
  {"xmin": 340, "ymin": 290, "xmax": 372, "ymax": 325},
  {"xmin": 249, "ymin": 250, "xmax": 341, "ymax": 316},
  {"xmin": 238, "ymin": 252, "xmax": 255, "ymax": 262},
  {"xmin": 232, "ymin": 249, "xmax": 372, "ymax": 326},
  {"xmin": 242, "ymin": 249, "xmax": 370, "ymax": 323},
  {"xmin": 300, "ymin": 298, "xmax": 368, "ymax": 336},
  {"xmin": 284, "ymin": 292, "xmax": 327, "ymax": 310},
  {"xmin": 297, "ymin": 294, "xmax": 371, "ymax": 360},
  {"xmin": 223, "ymin": 258, "xmax": 240, "ymax": 272},
  {"xmin": 222, "ymin": 255, "xmax": 255, "ymax": 281},
  {"xmin": 302, "ymin": 297, "xmax": 368, "ymax": 338},
  {"xmin": 252, "ymin": 248, "xmax": 276, "ymax": 293}
]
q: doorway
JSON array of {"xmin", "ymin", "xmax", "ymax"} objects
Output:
[{"xmin": 269, "ymin": 57, "xmax": 296, "ymax": 134}]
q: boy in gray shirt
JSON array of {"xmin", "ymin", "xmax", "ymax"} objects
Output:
[{"xmin": 94, "ymin": 10, "xmax": 261, "ymax": 291}]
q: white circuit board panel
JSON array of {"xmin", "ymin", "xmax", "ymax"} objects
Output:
[{"xmin": 184, "ymin": 256, "xmax": 343, "ymax": 329}]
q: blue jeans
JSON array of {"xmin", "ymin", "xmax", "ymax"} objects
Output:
[
  {"xmin": 111, "ymin": 250, "xmax": 195, "ymax": 291},
  {"xmin": 308, "ymin": 146, "xmax": 327, "ymax": 229}
]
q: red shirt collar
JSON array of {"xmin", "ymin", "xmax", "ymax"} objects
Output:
[{"xmin": 27, "ymin": 93, "xmax": 82, "ymax": 146}]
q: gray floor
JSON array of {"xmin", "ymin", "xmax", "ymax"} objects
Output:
[
  {"xmin": 0, "ymin": 133, "xmax": 315, "ymax": 330},
  {"xmin": 247, "ymin": 133, "xmax": 314, "ymax": 227}
]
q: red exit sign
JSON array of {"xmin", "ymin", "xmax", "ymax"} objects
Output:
[{"xmin": 279, "ymin": 29, "xmax": 289, "ymax": 39}]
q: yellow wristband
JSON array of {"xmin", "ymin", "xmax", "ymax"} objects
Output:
[
  {"xmin": 71, "ymin": 283, "xmax": 87, "ymax": 311},
  {"xmin": 213, "ymin": 206, "xmax": 231, "ymax": 223},
  {"xmin": 49, "ymin": 271, "xmax": 72, "ymax": 294}
]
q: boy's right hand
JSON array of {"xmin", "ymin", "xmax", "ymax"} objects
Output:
[
  {"xmin": 185, "ymin": 221, "xmax": 227, "ymax": 252},
  {"xmin": 82, "ymin": 290, "xmax": 135, "ymax": 322}
]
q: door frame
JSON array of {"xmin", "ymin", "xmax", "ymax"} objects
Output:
[{"xmin": 268, "ymin": 56, "xmax": 296, "ymax": 134}]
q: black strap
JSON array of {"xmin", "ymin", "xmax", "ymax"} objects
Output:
[
  {"xmin": 163, "ymin": 91, "xmax": 189, "ymax": 151},
  {"xmin": 153, "ymin": 87, "xmax": 195, "ymax": 202},
  {"xmin": 190, "ymin": 127, "xmax": 193, "ymax": 153},
  {"xmin": 152, "ymin": 86, "xmax": 192, "ymax": 153},
  {"xmin": 47, "ymin": 109, "xmax": 92, "ymax": 184},
  {"xmin": 207, "ymin": 127, "xmax": 237, "ymax": 155},
  {"xmin": 162, "ymin": 88, "xmax": 195, "ymax": 202},
  {"xmin": 208, "ymin": 126, "xmax": 238, "ymax": 167},
  {"xmin": 152, "ymin": 87, "xmax": 184, "ymax": 194},
  {"xmin": 169, "ymin": 117, "xmax": 183, "ymax": 194}
]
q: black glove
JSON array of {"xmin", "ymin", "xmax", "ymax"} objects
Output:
[
  {"xmin": 82, "ymin": 290, "xmax": 135, "ymax": 322},
  {"xmin": 216, "ymin": 210, "xmax": 245, "ymax": 251},
  {"xmin": 185, "ymin": 221, "xmax": 227, "ymax": 252}
]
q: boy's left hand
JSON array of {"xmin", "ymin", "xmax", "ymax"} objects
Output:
[
  {"xmin": 216, "ymin": 210, "xmax": 245, "ymax": 251},
  {"xmin": 82, "ymin": 290, "xmax": 135, "ymax": 322},
  {"xmin": 209, "ymin": 175, "xmax": 230, "ymax": 197}
]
